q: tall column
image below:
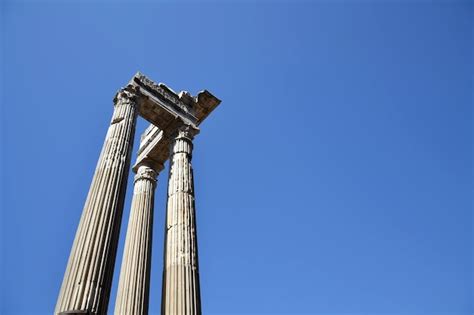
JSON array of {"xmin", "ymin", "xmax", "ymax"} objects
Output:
[
  {"xmin": 55, "ymin": 87, "xmax": 139, "ymax": 315},
  {"xmin": 114, "ymin": 162, "xmax": 160, "ymax": 315},
  {"xmin": 161, "ymin": 125, "xmax": 201, "ymax": 315}
]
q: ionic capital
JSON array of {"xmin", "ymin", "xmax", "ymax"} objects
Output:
[
  {"xmin": 113, "ymin": 85, "xmax": 140, "ymax": 107},
  {"xmin": 171, "ymin": 124, "xmax": 200, "ymax": 141},
  {"xmin": 134, "ymin": 163, "xmax": 158, "ymax": 183},
  {"xmin": 168, "ymin": 124, "xmax": 200, "ymax": 156}
]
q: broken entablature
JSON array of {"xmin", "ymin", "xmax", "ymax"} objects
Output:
[{"xmin": 56, "ymin": 72, "xmax": 221, "ymax": 315}]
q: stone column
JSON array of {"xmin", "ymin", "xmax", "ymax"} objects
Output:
[
  {"xmin": 114, "ymin": 162, "xmax": 160, "ymax": 315},
  {"xmin": 55, "ymin": 87, "xmax": 139, "ymax": 315},
  {"xmin": 161, "ymin": 125, "xmax": 201, "ymax": 315}
]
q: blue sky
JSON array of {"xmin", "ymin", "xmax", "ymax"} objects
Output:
[{"xmin": 1, "ymin": 1, "xmax": 472, "ymax": 314}]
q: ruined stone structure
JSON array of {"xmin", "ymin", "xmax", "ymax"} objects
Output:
[{"xmin": 55, "ymin": 73, "xmax": 221, "ymax": 315}]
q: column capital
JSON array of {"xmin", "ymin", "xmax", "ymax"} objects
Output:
[
  {"xmin": 170, "ymin": 124, "xmax": 200, "ymax": 141},
  {"xmin": 113, "ymin": 85, "xmax": 140, "ymax": 107},
  {"xmin": 134, "ymin": 163, "xmax": 159, "ymax": 184}
]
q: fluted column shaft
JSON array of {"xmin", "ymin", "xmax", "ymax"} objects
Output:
[
  {"xmin": 55, "ymin": 88, "xmax": 139, "ymax": 315},
  {"xmin": 161, "ymin": 127, "xmax": 201, "ymax": 315},
  {"xmin": 115, "ymin": 163, "xmax": 158, "ymax": 315}
]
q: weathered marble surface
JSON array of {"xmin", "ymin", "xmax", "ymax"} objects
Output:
[
  {"xmin": 55, "ymin": 87, "xmax": 139, "ymax": 315},
  {"xmin": 114, "ymin": 163, "xmax": 159, "ymax": 315},
  {"xmin": 161, "ymin": 126, "xmax": 202, "ymax": 315},
  {"xmin": 129, "ymin": 72, "xmax": 220, "ymax": 128},
  {"xmin": 56, "ymin": 72, "xmax": 221, "ymax": 315},
  {"xmin": 124, "ymin": 74, "xmax": 220, "ymax": 315}
]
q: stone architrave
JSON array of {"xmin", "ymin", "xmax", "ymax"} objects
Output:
[
  {"xmin": 55, "ymin": 87, "xmax": 140, "ymax": 315},
  {"xmin": 161, "ymin": 125, "xmax": 201, "ymax": 315}
]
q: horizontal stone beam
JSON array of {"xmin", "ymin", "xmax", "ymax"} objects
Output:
[
  {"xmin": 129, "ymin": 72, "xmax": 221, "ymax": 130},
  {"xmin": 128, "ymin": 72, "xmax": 221, "ymax": 170},
  {"xmin": 133, "ymin": 125, "xmax": 169, "ymax": 173}
]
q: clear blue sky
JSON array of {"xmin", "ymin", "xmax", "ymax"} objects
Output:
[{"xmin": 0, "ymin": 1, "xmax": 472, "ymax": 314}]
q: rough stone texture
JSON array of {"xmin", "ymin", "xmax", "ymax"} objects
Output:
[
  {"xmin": 55, "ymin": 87, "xmax": 139, "ymax": 315},
  {"xmin": 57, "ymin": 72, "xmax": 221, "ymax": 315},
  {"xmin": 134, "ymin": 126, "xmax": 170, "ymax": 173},
  {"xmin": 127, "ymin": 73, "xmax": 221, "ymax": 315},
  {"xmin": 114, "ymin": 163, "xmax": 159, "ymax": 315},
  {"xmin": 128, "ymin": 72, "xmax": 221, "ymax": 130},
  {"xmin": 161, "ymin": 126, "xmax": 202, "ymax": 315}
]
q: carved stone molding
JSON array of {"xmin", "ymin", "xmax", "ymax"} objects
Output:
[
  {"xmin": 113, "ymin": 85, "xmax": 140, "ymax": 107},
  {"xmin": 172, "ymin": 124, "xmax": 200, "ymax": 141},
  {"xmin": 134, "ymin": 163, "xmax": 158, "ymax": 184}
]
